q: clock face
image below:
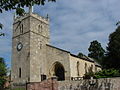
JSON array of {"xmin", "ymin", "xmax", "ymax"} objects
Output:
[{"xmin": 17, "ymin": 42, "xmax": 23, "ymax": 51}]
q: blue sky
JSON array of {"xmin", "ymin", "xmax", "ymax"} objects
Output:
[{"xmin": 0, "ymin": 0, "xmax": 120, "ymax": 67}]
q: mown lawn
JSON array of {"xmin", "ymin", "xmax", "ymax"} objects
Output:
[{"xmin": 5, "ymin": 88, "xmax": 25, "ymax": 90}]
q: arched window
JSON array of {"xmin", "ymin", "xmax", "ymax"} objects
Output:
[
  {"xmin": 85, "ymin": 63, "xmax": 87, "ymax": 73},
  {"xmin": 90, "ymin": 64, "xmax": 93, "ymax": 72},
  {"xmin": 38, "ymin": 25, "xmax": 41, "ymax": 33},
  {"xmin": 41, "ymin": 25, "xmax": 43, "ymax": 30},
  {"xmin": 19, "ymin": 68, "xmax": 21, "ymax": 78},
  {"xmin": 77, "ymin": 61, "xmax": 80, "ymax": 76}
]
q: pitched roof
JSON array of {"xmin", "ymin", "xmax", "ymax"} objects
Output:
[{"xmin": 46, "ymin": 44, "xmax": 95, "ymax": 63}]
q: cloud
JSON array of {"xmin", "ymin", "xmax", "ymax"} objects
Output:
[
  {"xmin": 0, "ymin": 0, "xmax": 120, "ymax": 67},
  {"xmin": 35, "ymin": 0, "xmax": 120, "ymax": 54},
  {"xmin": 0, "ymin": 11, "xmax": 13, "ymax": 67}
]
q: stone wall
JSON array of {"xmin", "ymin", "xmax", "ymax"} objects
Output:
[
  {"xmin": 27, "ymin": 78, "xmax": 58, "ymax": 90},
  {"xmin": 14, "ymin": 77, "xmax": 120, "ymax": 90},
  {"xmin": 58, "ymin": 77, "xmax": 120, "ymax": 90}
]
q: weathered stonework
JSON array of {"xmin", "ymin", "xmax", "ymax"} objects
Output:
[
  {"xmin": 46, "ymin": 45, "xmax": 71, "ymax": 80},
  {"xmin": 27, "ymin": 77, "xmax": 120, "ymax": 90},
  {"xmin": 11, "ymin": 13, "xmax": 50, "ymax": 85},
  {"xmin": 11, "ymin": 13, "xmax": 101, "ymax": 87},
  {"xmin": 58, "ymin": 77, "xmax": 120, "ymax": 90}
]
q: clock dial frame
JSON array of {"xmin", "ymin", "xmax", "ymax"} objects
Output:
[{"xmin": 17, "ymin": 42, "xmax": 23, "ymax": 51}]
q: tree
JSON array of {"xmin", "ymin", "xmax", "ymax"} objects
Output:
[
  {"xmin": 88, "ymin": 40, "xmax": 105, "ymax": 64},
  {"xmin": 104, "ymin": 26, "xmax": 120, "ymax": 69},
  {"xmin": 0, "ymin": 0, "xmax": 56, "ymax": 14},
  {"xmin": 0, "ymin": 23, "xmax": 2, "ymax": 29},
  {"xmin": 0, "ymin": 57, "xmax": 7, "ymax": 88},
  {"xmin": 0, "ymin": 0, "xmax": 56, "ymax": 29},
  {"xmin": 0, "ymin": 25, "xmax": 5, "ymax": 36},
  {"xmin": 78, "ymin": 52, "xmax": 84, "ymax": 58}
]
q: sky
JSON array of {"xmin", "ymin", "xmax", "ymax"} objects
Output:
[{"xmin": 0, "ymin": 0, "xmax": 120, "ymax": 67}]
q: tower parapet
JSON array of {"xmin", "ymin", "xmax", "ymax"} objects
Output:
[{"xmin": 14, "ymin": 13, "xmax": 49, "ymax": 25}]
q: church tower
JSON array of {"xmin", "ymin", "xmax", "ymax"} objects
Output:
[{"xmin": 11, "ymin": 11, "xmax": 50, "ymax": 85}]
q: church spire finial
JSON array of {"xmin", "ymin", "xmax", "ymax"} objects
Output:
[
  {"xmin": 29, "ymin": 5, "xmax": 33, "ymax": 14},
  {"xmin": 13, "ymin": 13, "xmax": 16, "ymax": 20}
]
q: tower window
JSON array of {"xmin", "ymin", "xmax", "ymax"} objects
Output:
[
  {"xmin": 21, "ymin": 24, "xmax": 23, "ymax": 33},
  {"xmin": 20, "ymin": 26, "xmax": 21, "ymax": 33},
  {"xmin": 38, "ymin": 25, "xmax": 42, "ymax": 33},
  {"xmin": 40, "ymin": 41, "xmax": 42, "ymax": 49},
  {"xmin": 20, "ymin": 24, "xmax": 23, "ymax": 34},
  {"xmin": 19, "ymin": 68, "xmax": 21, "ymax": 78}
]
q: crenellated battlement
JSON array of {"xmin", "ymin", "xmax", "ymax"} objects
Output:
[{"xmin": 14, "ymin": 13, "xmax": 49, "ymax": 24}]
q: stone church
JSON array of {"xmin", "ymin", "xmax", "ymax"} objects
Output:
[{"xmin": 11, "ymin": 10, "xmax": 101, "ymax": 85}]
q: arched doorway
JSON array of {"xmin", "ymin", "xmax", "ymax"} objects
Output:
[
  {"xmin": 49, "ymin": 62, "xmax": 65, "ymax": 81},
  {"xmin": 54, "ymin": 63, "xmax": 65, "ymax": 81}
]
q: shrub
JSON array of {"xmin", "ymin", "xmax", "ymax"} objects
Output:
[
  {"xmin": 94, "ymin": 69, "xmax": 120, "ymax": 79},
  {"xmin": 83, "ymin": 72, "xmax": 95, "ymax": 79},
  {"xmin": 83, "ymin": 69, "xmax": 120, "ymax": 79}
]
